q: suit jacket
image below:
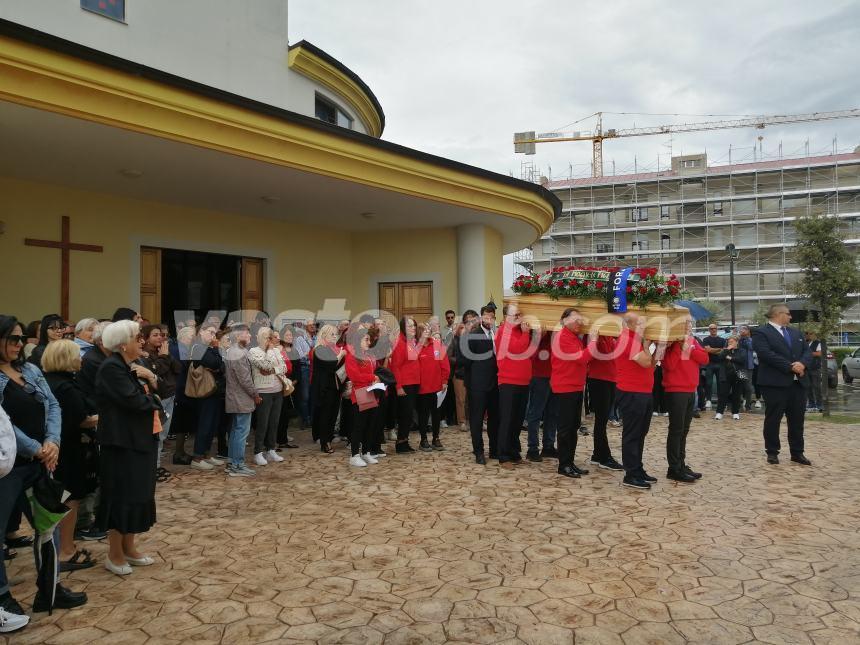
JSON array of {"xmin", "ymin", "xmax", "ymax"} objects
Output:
[
  {"xmin": 752, "ymin": 324, "xmax": 811, "ymax": 389},
  {"xmin": 95, "ymin": 353, "xmax": 162, "ymax": 453},
  {"xmin": 460, "ymin": 328, "xmax": 498, "ymax": 393}
]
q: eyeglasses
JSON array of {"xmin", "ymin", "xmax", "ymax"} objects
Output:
[
  {"xmin": 4, "ymin": 335, "xmax": 26, "ymax": 345},
  {"xmin": 47, "ymin": 324, "xmax": 65, "ymax": 332}
]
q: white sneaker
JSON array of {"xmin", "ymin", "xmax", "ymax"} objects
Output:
[
  {"xmin": 362, "ymin": 453, "xmax": 379, "ymax": 464},
  {"xmin": 349, "ymin": 454, "xmax": 367, "ymax": 467},
  {"xmin": 254, "ymin": 452, "xmax": 268, "ymax": 466},
  {"xmin": 663, "ymin": 412, "xmax": 669, "ymax": 417},
  {"xmin": 0, "ymin": 607, "xmax": 29, "ymax": 633},
  {"xmin": 266, "ymin": 450, "xmax": 284, "ymax": 463},
  {"xmin": 755, "ymin": 400, "xmax": 762, "ymax": 409},
  {"xmin": 191, "ymin": 459, "xmax": 214, "ymax": 471},
  {"xmin": 705, "ymin": 400, "xmax": 712, "ymax": 409},
  {"xmin": 371, "ymin": 450, "xmax": 387, "ymax": 458},
  {"xmin": 732, "ymin": 414, "xmax": 740, "ymax": 420},
  {"xmin": 207, "ymin": 456, "xmax": 226, "ymax": 466},
  {"xmin": 714, "ymin": 413, "xmax": 723, "ymax": 420},
  {"xmin": 460, "ymin": 423, "xmax": 469, "ymax": 432},
  {"xmin": 440, "ymin": 420, "xmax": 448, "ymax": 428},
  {"xmin": 652, "ymin": 412, "xmax": 659, "ymax": 417}
]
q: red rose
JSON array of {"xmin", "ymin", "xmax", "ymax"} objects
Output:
[
  {"xmin": 596, "ymin": 281, "xmax": 605, "ymax": 289},
  {"xmin": 555, "ymin": 280, "xmax": 564, "ymax": 287},
  {"xmin": 626, "ymin": 286, "xmax": 633, "ymax": 293}
]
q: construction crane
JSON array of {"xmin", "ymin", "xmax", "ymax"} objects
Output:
[{"xmin": 514, "ymin": 109, "xmax": 860, "ymax": 177}]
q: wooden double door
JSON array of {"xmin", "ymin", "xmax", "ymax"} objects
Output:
[
  {"xmin": 140, "ymin": 246, "xmax": 263, "ymax": 326},
  {"xmin": 378, "ymin": 281, "xmax": 433, "ymax": 323}
]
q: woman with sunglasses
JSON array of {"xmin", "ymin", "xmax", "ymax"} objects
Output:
[
  {"xmin": 26, "ymin": 313, "xmax": 69, "ymax": 369},
  {"xmin": 0, "ymin": 315, "xmax": 87, "ymax": 629},
  {"xmin": 94, "ymin": 320, "xmax": 162, "ymax": 576}
]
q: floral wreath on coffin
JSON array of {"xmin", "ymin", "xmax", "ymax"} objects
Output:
[{"xmin": 512, "ymin": 265, "xmax": 686, "ymax": 308}]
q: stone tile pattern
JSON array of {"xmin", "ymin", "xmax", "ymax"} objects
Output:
[{"xmin": 3, "ymin": 415, "xmax": 860, "ymax": 644}]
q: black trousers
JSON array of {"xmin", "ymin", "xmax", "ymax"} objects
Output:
[
  {"xmin": 339, "ymin": 397, "xmax": 353, "ymax": 439},
  {"xmin": 665, "ymin": 391, "xmax": 695, "ymax": 473},
  {"xmin": 703, "ymin": 364, "xmax": 721, "ymax": 403},
  {"xmin": 587, "ymin": 378, "xmax": 616, "ymax": 462},
  {"xmin": 555, "ymin": 391, "xmax": 583, "ymax": 470},
  {"xmin": 652, "ymin": 366, "xmax": 666, "ymax": 414},
  {"xmin": 497, "ymin": 384, "xmax": 528, "ymax": 463},
  {"xmin": 396, "ymin": 384, "xmax": 419, "ymax": 442},
  {"xmin": 313, "ymin": 388, "xmax": 340, "ymax": 447},
  {"xmin": 715, "ymin": 376, "xmax": 743, "ymax": 415},
  {"xmin": 417, "ymin": 392, "xmax": 441, "ymax": 440},
  {"xmin": 351, "ymin": 404, "xmax": 374, "ymax": 456},
  {"xmin": 617, "ymin": 389, "xmax": 653, "ymax": 477},
  {"xmin": 468, "ymin": 386, "xmax": 499, "ymax": 458},
  {"xmin": 761, "ymin": 382, "xmax": 807, "ymax": 456}
]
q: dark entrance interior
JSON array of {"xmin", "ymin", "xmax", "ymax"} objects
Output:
[{"xmin": 161, "ymin": 248, "xmax": 241, "ymax": 327}]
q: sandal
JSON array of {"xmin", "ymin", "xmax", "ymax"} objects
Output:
[
  {"xmin": 59, "ymin": 549, "xmax": 95, "ymax": 572},
  {"xmin": 156, "ymin": 467, "xmax": 172, "ymax": 483},
  {"xmin": 5, "ymin": 535, "xmax": 34, "ymax": 549},
  {"xmin": 322, "ymin": 443, "xmax": 334, "ymax": 454}
]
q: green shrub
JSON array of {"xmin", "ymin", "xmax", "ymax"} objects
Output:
[{"xmin": 831, "ymin": 347, "xmax": 854, "ymax": 366}]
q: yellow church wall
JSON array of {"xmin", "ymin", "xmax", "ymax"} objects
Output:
[
  {"xmin": 482, "ymin": 226, "xmax": 504, "ymax": 308},
  {"xmin": 0, "ymin": 176, "xmax": 355, "ymax": 323},
  {"xmin": 349, "ymin": 228, "xmax": 459, "ymax": 317}
]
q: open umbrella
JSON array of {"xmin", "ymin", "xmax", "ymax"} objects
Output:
[
  {"xmin": 25, "ymin": 472, "xmax": 70, "ymax": 615},
  {"xmin": 673, "ymin": 300, "xmax": 716, "ymax": 322}
]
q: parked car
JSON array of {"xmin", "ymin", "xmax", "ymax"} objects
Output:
[
  {"xmin": 826, "ymin": 352, "xmax": 838, "ymax": 388},
  {"xmin": 842, "ymin": 347, "xmax": 860, "ymax": 384}
]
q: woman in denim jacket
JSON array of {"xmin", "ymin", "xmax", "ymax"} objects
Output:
[{"xmin": 0, "ymin": 315, "xmax": 87, "ymax": 630}]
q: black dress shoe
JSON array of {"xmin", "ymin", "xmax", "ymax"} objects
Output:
[
  {"xmin": 172, "ymin": 454, "xmax": 192, "ymax": 466},
  {"xmin": 395, "ymin": 442, "xmax": 415, "ymax": 453},
  {"xmin": 526, "ymin": 451, "xmax": 543, "ymax": 463},
  {"xmin": 767, "ymin": 454, "xmax": 779, "ymax": 465},
  {"xmin": 33, "ymin": 584, "xmax": 87, "ymax": 612},
  {"xmin": 622, "ymin": 476, "xmax": 651, "ymax": 490},
  {"xmin": 692, "ymin": 411, "xmax": 701, "ymax": 419},
  {"xmin": 641, "ymin": 472, "xmax": 657, "ymax": 483},
  {"xmin": 666, "ymin": 470, "xmax": 697, "ymax": 483},
  {"xmin": 0, "ymin": 591, "xmax": 25, "ymax": 616},
  {"xmin": 5, "ymin": 535, "xmax": 33, "ymax": 549},
  {"xmin": 540, "ymin": 447, "xmax": 558, "ymax": 459},
  {"xmin": 571, "ymin": 464, "xmax": 590, "ymax": 476},
  {"xmin": 475, "ymin": 454, "xmax": 487, "ymax": 465},
  {"xmin": 683, "ymin": 465, "xmax": 702, "ymax": 480},
  {"xmin": 558, "ymin": 466, "xmax": 581, "ymax": 478},
  {"xmin": 791, "ymin": 454, "xmax": 812, "ymax": 466}
]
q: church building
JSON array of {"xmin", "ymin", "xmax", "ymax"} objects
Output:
[{"xmin": 0, "ymin": 1, "xmax": 558, "ymax": 326}]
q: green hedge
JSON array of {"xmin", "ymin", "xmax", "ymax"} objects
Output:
[{"xmin": 831, "ymin": 347, "xmax": 855, "ymax": 367}]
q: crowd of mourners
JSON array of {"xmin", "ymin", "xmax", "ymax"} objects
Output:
[{"xmin": 0, "ymin": 300, "xmax": 818, "ymax": 633}]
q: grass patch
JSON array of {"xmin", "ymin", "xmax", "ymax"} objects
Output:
[{"xmin": 818, "ymin": 414, "xmax": 860, "ymax": 425}]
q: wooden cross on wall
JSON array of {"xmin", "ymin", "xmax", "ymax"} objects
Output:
[{"xmin": 25, "ymin": 216, "xmax": 103, "ymax": 320}]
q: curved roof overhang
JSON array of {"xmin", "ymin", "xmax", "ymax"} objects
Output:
[
  {"xmin": 287, "ymin": 40, "xmax": 385, "ymax": 138},
  {"xmin": 0, "ymin": 20, "xmax": 560, "ymax": 251}
]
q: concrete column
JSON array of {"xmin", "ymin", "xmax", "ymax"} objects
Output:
[{"xmin": 457, "ymin": 224, "xmax": 503, "ymax": 314}]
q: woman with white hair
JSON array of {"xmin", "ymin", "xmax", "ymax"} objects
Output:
[
  {"xmin": 73, "ymin": 318, "xmax": 99, "ymax": 357},
  {"xmin": 248, "ymin": 327, "xmax": 286, "ymax": 466},
  {"xmin": 94, "ymin": 320, "xmax": 162, "ymax": 576}
]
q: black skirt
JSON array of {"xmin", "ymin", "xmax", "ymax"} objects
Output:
[{"xmin": 96, "ymin": 441, "xmax": 157, "ymax": 534}]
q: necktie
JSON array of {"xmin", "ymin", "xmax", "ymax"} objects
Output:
[{"xmin": 781, "ymin": 327, "xmax": 792, "ymax": 347}]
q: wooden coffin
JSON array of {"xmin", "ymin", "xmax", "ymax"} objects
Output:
[{"xmin": 505, "ymin": 294, "xmax": 690, "ymax": 342}]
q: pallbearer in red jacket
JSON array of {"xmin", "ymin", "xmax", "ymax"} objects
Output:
[
  {"xmin": 344, "ymin": 329, "xmax": 379, "ymax": 468},
  {"xmin": 495, "ymin": 303, "xmax": 537, "ymax": 469},
  {"xmin": 615, "ymin": 312, "xmax": 662, "ymax": 490},
  {"xmin": 416, "ymin": 325, "xmax": 451, "ymax": 451},
  {"xmin": 551, "ymin": 308, "xmax": 596, "ymax": 478},
  {"xmin": 661, "ymin": 316, "xmax": 709, "ymax": 483},
  {"xmin": 586, "ymin": 335, "xmax": 624, "ymax": 471}
]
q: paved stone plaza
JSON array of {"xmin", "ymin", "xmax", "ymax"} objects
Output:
[{"xmin": 4, "ymin": 414, "xmax": 860, "ymax": 645}]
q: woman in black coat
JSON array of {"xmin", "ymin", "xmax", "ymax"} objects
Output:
[
  {"xmin": 95, "ymin": 320, "xmax": 162, "ymax": 576},
  {"xmin": 311, "ymin": 325, "xmax": 345, "ymax": 453},
  {"xmin": 715, "ymin": 336, "xmax": 749, "ymax": 420}
]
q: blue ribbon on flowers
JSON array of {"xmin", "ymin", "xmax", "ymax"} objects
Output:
[{"xmin": 607, "ymin": 267, "xmax": 634, "ymax": 313}]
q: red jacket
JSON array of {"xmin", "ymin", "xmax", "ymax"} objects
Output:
[
  {"xmin": 550, "ymin": 327, "xmax": 592, "ymax": 393},
  {"xmin": 614, "ymin": 327, "xmax": 654, "ymax": 393},
  {"xmin": 418, "ymin": 339, "xmax": 451, "ymax": 394},
  {"xmin": 531, "ymin": 333, "xmax": 552, "ymax": 379},
  {"xmin": 345, "ymin": 350, "xmax": 377, "ymax": 404},
  {"xmin": 587, "ymin": 336, "xmax": 617, "ymax": 382},
  {"xmin": 389, "ymin": 336, "xmax": 421, "ymax": 387},
  {"xmin": 495, "ymin": 322, "xmax": 534, "ymax": 386},
  {"xmin": 661, "ymin": 337, "xmax": 709, "ymax": 393}
]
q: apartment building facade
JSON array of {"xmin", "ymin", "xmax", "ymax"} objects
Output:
[{"xmin": 515, "ymin": 150, "xmax": 860, "ymax": 325}]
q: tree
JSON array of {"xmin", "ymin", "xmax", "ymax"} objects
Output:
[
  {"xmin": 793, "ymin": 212, "xmax": 860, "ymax": 415},
  {"xmin": 693, "ymin": 298, "xmax": 723, "ymax": 327}
]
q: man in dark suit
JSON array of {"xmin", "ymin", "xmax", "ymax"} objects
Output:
[
  {"xmin": 460, "ymin": 305, "xmax": 499, "ymax": 464},
  {"xmin": 752, "ymin": 303, "xmax": 812, "ymax": 466}
]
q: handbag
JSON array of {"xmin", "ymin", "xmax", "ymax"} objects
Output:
[
  {"xmin": 185, "ymin": 364, "xmax": 216, "ymax": 398},
  {"xmin": 0, "ymin": 407, "xmax": 16, "ymax": 479},
  {"xmin": 278, "ymin": 374, "xmax": 296, "ymax": 397},
  {"xmin": 354, "ymin": 386, "xmax": 379, "ymax": 411}
]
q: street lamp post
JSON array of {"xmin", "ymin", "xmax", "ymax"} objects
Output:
[{"xmin": 725, "ymin": 243, "xmax": 740, "ymax": 326}]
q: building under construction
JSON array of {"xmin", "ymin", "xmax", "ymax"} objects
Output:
[{"xmin": 514, "ymin": 148, "xmax": 860, "ymax": 326}]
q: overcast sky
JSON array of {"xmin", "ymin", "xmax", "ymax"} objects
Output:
[{"xmin": 290, "ymin": 1, "xmax": 860, "ymax": 284}]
